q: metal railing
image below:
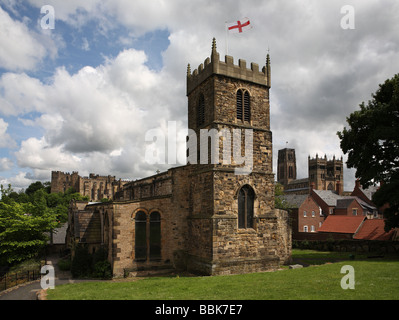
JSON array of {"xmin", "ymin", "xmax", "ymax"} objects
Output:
[{"xmin": 0, "ymin": 267, "xmax": 42, "ymax": 292}]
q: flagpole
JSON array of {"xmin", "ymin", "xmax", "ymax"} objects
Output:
[{"xmin": 225, "ymin": 21, "xmax": 229, "ymax": 56}]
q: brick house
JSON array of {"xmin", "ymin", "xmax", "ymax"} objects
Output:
[
  {"xmin": 351, "ymin": 179, "xmax": 383, "ymax": 218},
  {"xmin": 280, "ymin": 188, "xmax": 380, "ymax": 240},
  {"xmin": 66, "ymin": 39, "xmax": 292, "ymax": 277},
  {"xmin": 280, "ymin": 194, "xmax": 323, "ymax": 237},
  {"xmin": 335, "ymin": 198, "xmax": 365, "ymax": 216}
]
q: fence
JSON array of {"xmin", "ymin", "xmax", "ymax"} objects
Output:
[{"xmin": 0, "ymin": 267, "xmax": 42, "ymax": 292}]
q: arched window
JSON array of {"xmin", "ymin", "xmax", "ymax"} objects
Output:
[
  {"xmin": 238, "ymin": 185, "xmax": 255, "ymax": 229},
  {"xmin": 198, "ymin": 94, "xmax": 205, "ymax": 126},
  {"xmin": 134, "ymin": 210, "xmax": 162, "ymax": 261},
  {"xmin": 244, "ymin": 90, "xmax": 250, "ymax": 122},
  {"xmin": 135, "ymin": 211, "xmax": 147, "ymax": 261},
  {"xmin": 236, "ymin": 89, "xmax": 251, "ymax": 122},
  {"xmin": 149, "ymin": 211, "xmax": 161, "ymax": 260}
]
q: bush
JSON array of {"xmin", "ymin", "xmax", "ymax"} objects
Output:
[
  {"xmin": 71, "ymin": 245, "xmax": 111, "ymax": 279},
  {"xmin": 58, "ymin": 258, "xmax": 71, "ymax": 271},
  {"xmin": 92, "ymin": 260, "xmax": 112, "ymax": 279},
  {"xmin": 71, "ymin": 244, "xmax": 92, "ymax": 278}
]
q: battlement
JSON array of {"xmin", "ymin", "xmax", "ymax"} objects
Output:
[
  {"xmin": 187, "ymin": 38, "xmax": 271, "ymax": 95},
  {"xmin": 308, "ymin": 154, "xmax": 343, "ymax": 163}
]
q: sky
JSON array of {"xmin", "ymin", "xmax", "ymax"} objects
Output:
[{"xmin": 0, "ymin": 0, "xmax": 398, "ymax": 192}]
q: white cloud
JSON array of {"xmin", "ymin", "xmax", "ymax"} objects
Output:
[
  {"xmin": 14, "ymin": 137, "xmax": 84, "ymax": 174},
  {"xmin": 1, "ymin": 0, "xmax": 399, "ymax": 191},
  {"xmin": 0, "ymin": 118, "xmax": 16, "ymax": 148},
  {"xmin": 0, "ymin": 72, "xmax": 47, "ymax": 116},
  {"xmin": 5, "ymin": 47, "xmax": 186, "ymax": 180},
  {"xmin": 0, "ymin": 171, "xmax": 38, "ymax": 190},
  {"xmin": 0, "ymin": 157, "xmax": 13, "ymax": 171},
  {"xmin": 0, "ymin": 6, "xmax": 56, "ymax": 71}
]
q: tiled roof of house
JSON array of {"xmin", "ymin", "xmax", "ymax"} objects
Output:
[
  {"xmin": 318, "ymin": 215, "xmax": 365, "ymax": 234},
  {"xmin": 354, "ymin": 219, "xmax": 395, "ymax": 241}
]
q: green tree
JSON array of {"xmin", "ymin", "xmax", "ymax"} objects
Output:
[
  {"xmin": 337, "ymin": 74, "xmax": 399, "ymax": 231},
  {"xmin": 0, "ymin": 201, "xmax": 58, "ymax": 264},
  {"xmin": 25, "ymin": 181, "xmax": 46, "ymax": 197},
  {"xmin": 0, "ymin": 184, "xmax": 14, "ymax": 204},
  {"xmin": 275, "ymin": 182, "xmax": 291, "ymax": 210}
]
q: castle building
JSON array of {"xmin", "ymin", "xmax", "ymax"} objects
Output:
[
  {"xmin": 277, "ymin": 149, "xmax": 344, "ymax": 195},
  {"xmin": 51, "ymin": 171, "xmax": 127, "ymax": 201},
  {"xmin": 67, "ymin": 39, "xmax": 291, "ymax": 277}
]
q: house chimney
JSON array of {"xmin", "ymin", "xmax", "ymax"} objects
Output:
[
  {"xmin": 355, "ymin": 179, "xmax": 361, "ymax": 189},
  {"xmin": 309, "ymin": 182, "xmax": 315, "ymax": 194},
  {"xmin": 336, "ymin": 181, "xmax": 342, "ymax": 195}
]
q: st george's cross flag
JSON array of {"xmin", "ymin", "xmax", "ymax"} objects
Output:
[{"xmin": 226, "ymin": 18, "xmax": 252, "ymax": 34}]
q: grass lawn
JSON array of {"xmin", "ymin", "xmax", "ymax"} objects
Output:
[{"xmin": 47, "ymin": 250, "xmax": 399, "ymax": 300}]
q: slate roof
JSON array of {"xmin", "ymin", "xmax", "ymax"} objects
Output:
[
  {"xmin": 336, "ymin": 198, "xmax": 356, "ymax": 209},
  {"xmin": 47, "ymin": 222, "xmax": 68, "ymax": 245},
  {"xmin": 313, "ymin": 191, "xmax": 377, "ymax": 213},
  {"xmin": 279, "ymin": 194, "xmax": 308, "ymax": 208},
  {"xmin": 312, "ymin": 190, "xmax": 343, "ymax": 206},
  {"xmin": 359, "ymin": 185, "xmax": 379, "ymax": 201},
  {"xmin": 287, "ymin": 178, "xmax": 309, "ymax": 185}
]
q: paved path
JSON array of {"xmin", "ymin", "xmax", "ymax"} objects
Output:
[{"xmin": 0, "ymin": 256, "xmax": 90, "ymax": 300}]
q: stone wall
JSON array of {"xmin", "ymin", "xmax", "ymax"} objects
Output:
[
  {"xmin": 186, "ymin": 168, "xmax": 287, "ymax": 275},
  {"xmin": 111, "ymin": 166, "xmax": 191, "ymax": 277},
  {"xmin": 293, "ymin": 239, "xmax": 399, "ymax": 254}
]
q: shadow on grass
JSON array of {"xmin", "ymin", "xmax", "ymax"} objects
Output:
[{"xmin": 291, "ymin": 249, "xmax": 399, "ymax": 266}]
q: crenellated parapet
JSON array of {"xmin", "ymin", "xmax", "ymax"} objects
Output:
[{"xmin": 187, "ymin": 38, "xmax": 271, "ymax": 95}]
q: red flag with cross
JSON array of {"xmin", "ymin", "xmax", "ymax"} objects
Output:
[{"xmin": 227, "ymin": 18, "xmax": 252, "ymax": 33}]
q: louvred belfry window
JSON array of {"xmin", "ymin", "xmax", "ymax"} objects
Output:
[
  {"xmin": 198, "ymin": 94, "xmax": 205, "ymax": 126},
  {"xmin": 236, "ymin": 89, "xmax": 251, "ymax": 122}
]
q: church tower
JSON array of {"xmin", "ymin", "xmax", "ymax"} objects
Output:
[{"xmin": 185, "ymin": 39, "xmax": 290, "ymax": 275}]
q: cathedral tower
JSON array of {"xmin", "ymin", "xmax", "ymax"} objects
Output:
[
  {"xmin": 308, "ymin": 154, "xmax": 344, "ymax": 195},
  {"xmin": 277, "ymin": 148, "xmax": 297, "ymax": 186}
]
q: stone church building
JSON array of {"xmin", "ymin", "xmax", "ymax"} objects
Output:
[
  {"xmin": 277, "ymin": 148, "xmax": 344, "ymax": 195},
  {"xmin": 66, "ymin": 39, "xmax": 292, "ymax": 277}
]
